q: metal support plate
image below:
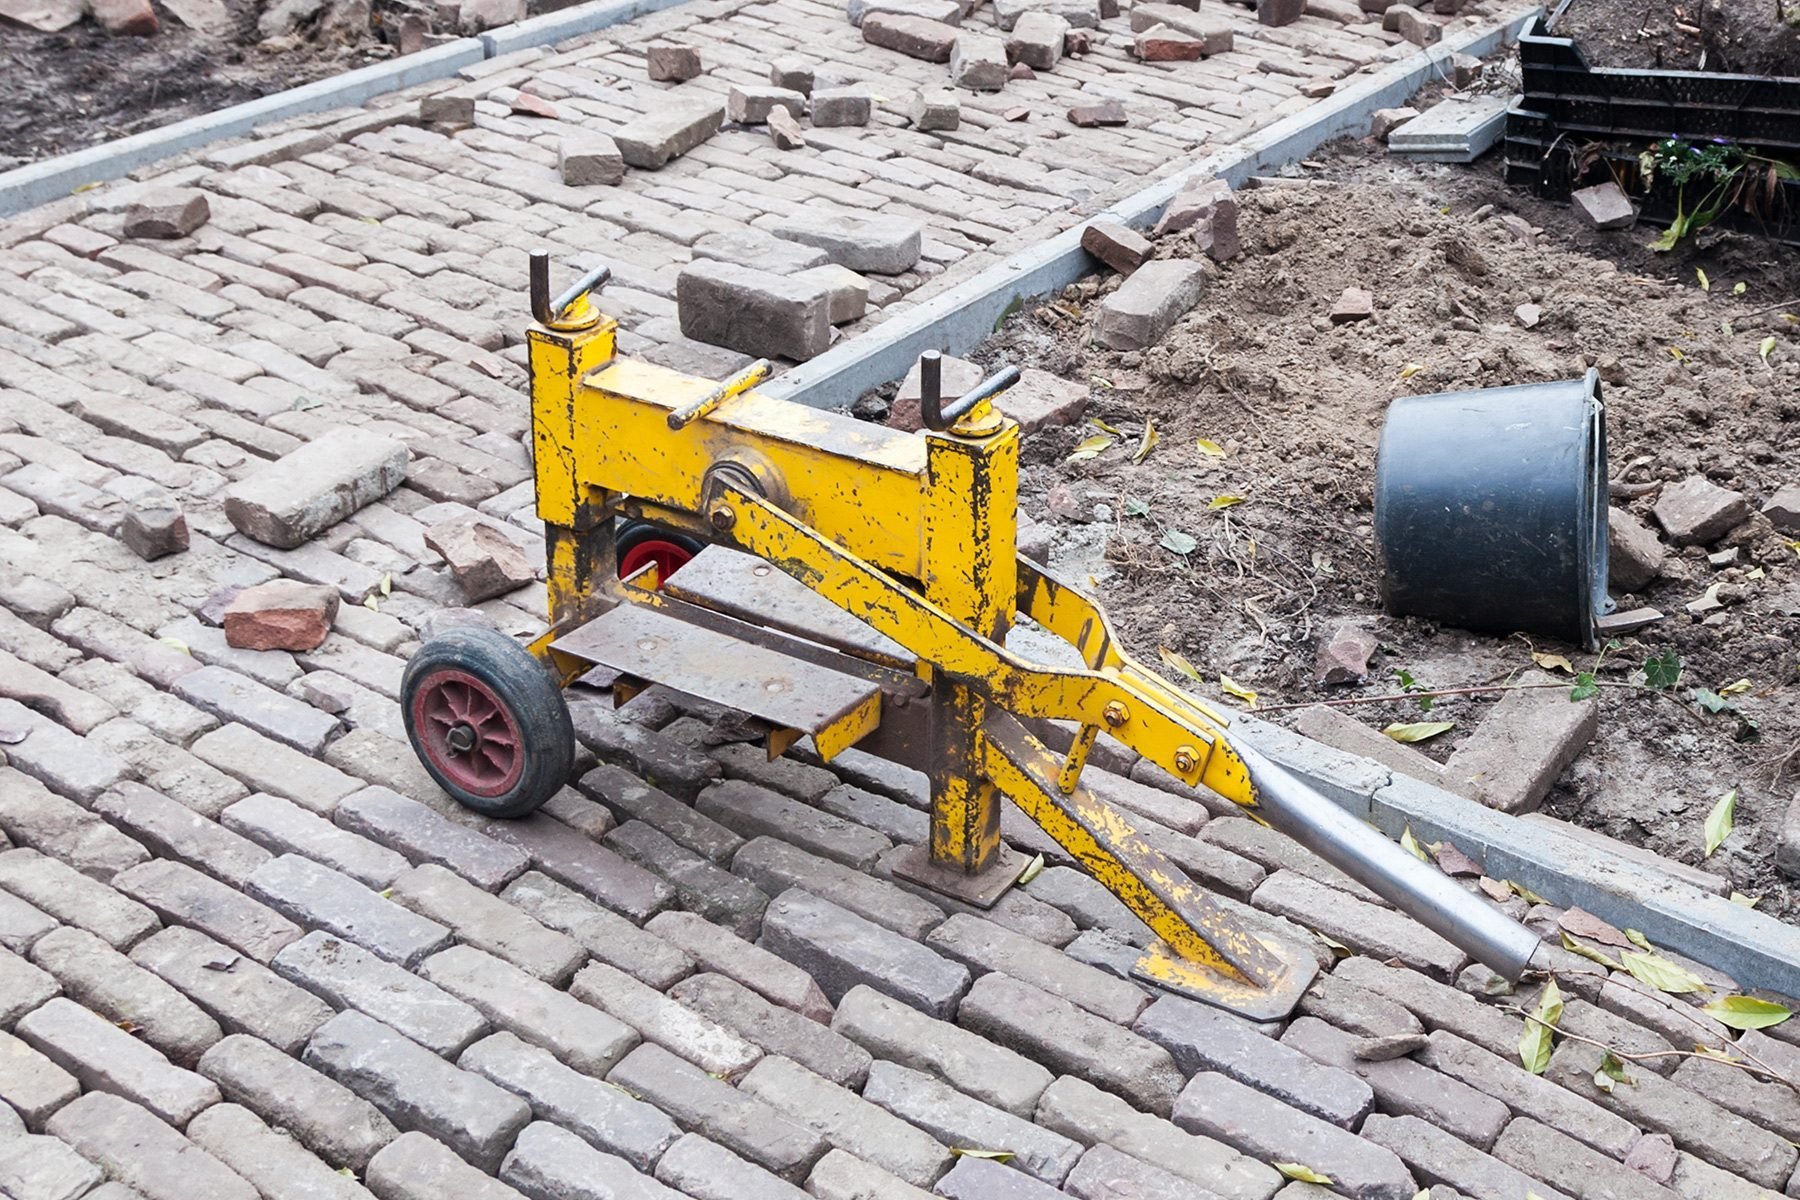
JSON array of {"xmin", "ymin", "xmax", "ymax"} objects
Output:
[
  {"xmin": 890, "ymin": 842, "xmax": 1029, "ymax": 908},
  {"xmin": 1133, "ymin": 936, "xmax": 1319, "ymax": 1024}
]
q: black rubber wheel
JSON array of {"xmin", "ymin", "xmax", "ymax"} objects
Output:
[
  {"xmin": 616, "ymin": 520, "xmax": 705, "ymax": 587},
  {"xmin": 401, "ymin": 625, "xmax": 573, "ymax": 819}
]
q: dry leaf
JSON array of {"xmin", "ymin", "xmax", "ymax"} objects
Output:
[
  {"xmin": 1400, "ymin": 826, "xmax": 1429, "ymax": 862},
  {"xmin": 1274, "ymin": 1164, "xmax": 1334, "ymax": 1185},
  {"xmin": 1620, "ymin": 949, "xmax": 1708, "ymax": 994},
  {"xmin": 1434, "ymin": 842, "xmax": 1482, "ymax": 877},
  {"xmin": 1558, "ymin": 907, "xmax": 1633, "ymax": 949},
  {"xmin": 1219, "ymin": 674, "xmax": 1257, "ymax": 707},
  {"xmin": 1531, "ymin": 651, "xmax": 1574, "ymax": 674},
  {"xmin": 1067, "ymin": 433, "xmax": 1115, "ymax": 462},
  {"xmin": 1208, "ymin": 495, "xmax": 1244, "ymax": 510},
  {"xmin": 1700, "ymin": 995, "xmax": 1792, "ymax": 1030},
  {"xmin": 1398, "ymin": 362, "xmax": 1425, "ymax": 380},
  {"xmin": 1382, "ymin": 721, "xmax": 1454, "ymax": 743},
  {"xmin": 1703, "ymin": 788, "xmax": 1736, "ymax": 857},
  {"xmin": 1132, "ymin": 421, "xmax": 1159, "ymax": 464},
  {"xmin": 1519, "ymin": 977, "xmax": 1563, "ymax": 1074},
  {"xmin": 1760, "ymin": 336, "xmax": 1777, "ymax": 363},
  {"xmin": 1158, "ymin": 646, "xmax": 1203, "ymax": 683},
  {"xmin": 1196, "ymin": 437, "xmax": 1226, "ymax": 458}
]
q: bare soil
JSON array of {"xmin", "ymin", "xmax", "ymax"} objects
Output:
[
  {"xmin": 1552, "ymin": 0, "xmax": 1800, "ymax": 76},
  {"xmin": 970, "ymin": 138, "xmax": 1800, "ymax": 917}
]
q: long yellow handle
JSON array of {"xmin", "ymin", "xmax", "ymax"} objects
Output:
[{"xmin": 666, "ymin": 359, "xmax": 772, "ymax": 431}]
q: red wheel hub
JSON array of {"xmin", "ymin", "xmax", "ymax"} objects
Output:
[
  {"xmin": 618, "ymin": 539, "xmax": 695, "ymax": 589},
  {"xmin": 410, "ymin": 668, "xmax": 524, "ymax": 798}
]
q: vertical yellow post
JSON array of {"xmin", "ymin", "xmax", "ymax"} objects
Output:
[
  {"xmin": 919, "ymin": 420, "xmax": 1019, "ymax": 876},
  {"xmin": 529, "ymin": 318, "xmax": 618, "ymax": 629}
]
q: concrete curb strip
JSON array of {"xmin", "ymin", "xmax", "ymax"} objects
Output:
[
  {"xmin": 764, "ymin": 3, "xmax": 1546, "ymax": 410},
  {"xmin": 0, "ymin": 0, "xmax": 692, "ymax": 219}
]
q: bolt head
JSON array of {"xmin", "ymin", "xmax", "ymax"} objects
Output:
[
  {"xmin": 1102, "ymin": 701, "xmax": 1128, "ymax": 728},
  {"xmin": 1174, "ymin": 746, "xmax": 1197, "ymax": 774},
  {"xmin": 710, "ymin": 505, "xmax": 736, "ymax": 531}
]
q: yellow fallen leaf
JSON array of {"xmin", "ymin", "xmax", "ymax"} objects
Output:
[
  {"xmin": 1668, "ymin": 346, "xmax": 1687, "ymax": 362},
  {"xmin": 157, "ymin": 637, "xmax": 191, "ymax": 655},
  {"xmin": 1195, "ymin": 438, "xmax": 1226, "ymax": 458},
  {"xmin": 1718, "ymin": 678, "xmax": 1752, "ymax": 696},
  {"xmin": 1730, "ymin": 892, "xmax": 1761, "ymax": 907},
  {"xmin": 1274, "ymin": 1164, "xmax": 1334, "ymax": 1185},
  {"xmin": 1400, "ymin": 825, "xmax": 1429, "ymax": 862},
  {"xmin": 1219, "ymin": 674, "xmax": 1257, "ymax": 707},
  {"xmin": 1761, "ymin": 336, "xmax": 1777, "ymax": 363},
  {"xmin": 1383, "ymin": 721, "xmax": 1454, "ymax": 743},
  {"xmin": 1531, "ymin": 651, "xmax": 1574, "ymax": 674},
  {"xmin": 1090, "ymin": 418, "xmax": 1121, "ymax": 436},
  {"xmin": 363, "ymin": 595, "xmax": 381, "ymax": 612},
  {"xmin": 1732, "ymin": 281, "xmax": 1747, "ymax": 295},
  {"xmin": 1696, "ymin": 267, "xmax": 1710, "ymax": 291},
  {"xmin": 1208, "ymin": 495, "xmax": 1244, "ymax": 510},
  {"xmin": 950, "ymin": 1149, "xmax": 1015, "ymax": 1162},
  {"xmin": 1132, "ymin": 420, "xmax": 1159, "ymax": 464},
  {"xmin": 1158, "ymin": 646, "xmax": 1203, "ymax": 683},
  {"xmin": 1067, "ymin": 433, "xmax": 1115, "ymax": 462},
  {"xmin": 1398, "ymin": 362, "xmax": 1425, "ymax": 380},
  {"xmin": 380, "ymin": 573, "xmax": 393, "ymax": 597},
  {"xmin": 1016, "ymin": 854, "xmax": 1045, "ymax": 885}
]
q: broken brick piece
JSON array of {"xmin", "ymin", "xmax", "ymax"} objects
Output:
[
  {"xmin": 223, "ymin": 580, "xmax": 341, "ymax": 652},
  {"xmin": 425, "ymin": 518, "xmax": 537, "ymax": 603},
  {"xmin": 122, "ymin": 189, "xmax": 210, "ymax": 240},
  {"xmin": 1067, "ymin": 99, "xmax": 1127, "ymax": 127},
  {"xmin": 1080, "ymin": 220, "xmax": 1151, "ymax": 275}
]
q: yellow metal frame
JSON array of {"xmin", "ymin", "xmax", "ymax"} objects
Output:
[{"xmin": 526, "ymin": 296, "xmax": 1316, "ymax": 1016}]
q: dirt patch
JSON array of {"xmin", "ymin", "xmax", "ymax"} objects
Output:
[
  {"xmin": 965, "ymin": 138, "xmax": 1800, "ymax": 916},
  {"xmin": 1551, "ymin": 0, "xmax": 1800, "ymax": 76}
]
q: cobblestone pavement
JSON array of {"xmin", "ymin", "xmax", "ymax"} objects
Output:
[{"xmin": 4, "ymin": 0, "xmax": 1799, "ymax": 1198}]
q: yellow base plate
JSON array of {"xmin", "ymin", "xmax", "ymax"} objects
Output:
[
  {"xmin": 891, "ymin": 843, "xmax": 1030, "ymax": 909},
  {"xmin": 1132, "ymin": 934, "xmax": 1320, "ymax": 1022}
]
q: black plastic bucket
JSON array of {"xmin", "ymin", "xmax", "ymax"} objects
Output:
[{"xmin": 1374, "ymin": 369, "xmax": 1608, "ymax": 649}]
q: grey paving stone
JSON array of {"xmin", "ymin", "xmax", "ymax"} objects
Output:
[
  {"xmin": 1032, "ymin": 1074, "xmax": 1281, "ymax": 1200},
  {"xmin": 274, "ymin": 930, "xmax": 488, "ymax": 1056},
  {"xmin": 1332, "ymin": 957, "xmax": 1523, "ymax": 1060},
  {"xmin": 740, "ymin": 1055, "xmax": 954, "ymax": 1189},
  {"xmin": 482, "ymin": 815, "xmax": 676, "ymax": 924},
  {"xmin": 503, "ymin": 1121, "xmax": 687, "ymax": 1200},
  {"xmin": 0, "ymin": 710, "xmax": 134, "ymax": 809},
  {"xmin": 928, "ymin": 913, "xmax": 1148, "ymax": 1025},
  {"xmin": 709, "ymin": 745, "xmax": 843, "ymax": 805},
  {"xmin": 606, "ymin": 819, "xmax": 768, "ymax": 940},
  {"xmin": 1483, "ymin": 1122, "xmax": 1663, "ymax": 1200},
  {"xmin": 365, "ymin": 1130, "xmax": 528, "ymax": 1200},
  {"xmin": 865, "ymin": 1060, "xmax": 1082, "ymax": 1184},
  {"xmin": 1173, "ymin": 1072, "xmax": 1416, "ymax": 1200},
  {"xmin": 131, "ymin": 925, "xmax": 335, "ymax": 1055},
  {"xmin": 735, "ymin": 837, "xmax": 944, "ymax": 940},
  {"xmin": 571, "ymin": 960, "xmax": 760, "ymax": 1079},
  {"xmin": 932, "ymin": 1156, "xmax": 1062, "ymax": 1199},
  {"xmin": 613, "ymin": 98, "xmax": 725, "ymax": 170},
  {"xmin": 28, "ymin": 926, "xmax": 223, "ymax": 1066},
  {"xmin": 1547, "ymin": 1040, "xmax": 1796, "ymax": 1189},
  {"xmin": 1280, "ymin": 1017, "xmax": 1507, "ymax": 1149},
  {"xmin": 0, "ymin": 1027, "xmax": 79, "ymax": 1130},
  {"xmin": 0, "ymin": 889, "xmax": 58, "ymax": 955},
  {"xmin": 874, "ymin": 850, "xmax": 1078, "ymax": 948},
  {"xmin": 16, "ymin": 996, "xmax": 219, "ymax": 1126},
  {"xmin": 336, "ymin": 786, "xmax": 529, "ymax": 890},
  {"xmin": 1063, "ymin": 1143, "xmax": 1230, "ymax": 1200},
  {"xmin": 1253, "ymin": 872, "xmax": 1468, "ymax": 981},
  {"xmin": 578, "ymin": 764, "xmax": 743, "ymax": 864},
  {"xmin": 1095, "ymin": 259, "xmax": 1206, "ymax": 350},
  {"xmin": 805, "ymin": 1149, "xmax": 936, "ymax": 1200},
  {"xmin": 654, "ymin": 1132, "xmax": 811, "ymax": 1200},
  {"xmin": 0, "ymin": 1130, "xmax": 104, "ymax": 1200},
  {"xmin": 1297, "ymin": 969, "xmax": 1425, "ymax": 1040},
  {"xmin": 958, "ymin": 972, "xmax": 1182, "ymax": 1117},
  {"xmin": 1199, "ymin": 814, "xmax": 1381, "ymax": 903},
  {"xmin": 198, "ymin": 1032, "xmax": 398, "ymax": 1170},
  {"xmin": 44, "ymin": 1092, "xmax": 257, "ymax": 1200},
  {"xmin": 303, "ymin": 1010, "xmax": 532, "ymax": 1173},
  {"xmin": 832, "ymin": 984, "xmax": 1050, "ymax": 1118},
  {"xmin": 647, "ymin": 909, "xmax": 829, "ymax": 1021},
  {"xmin": 0, "ymin": 945, "xmax": 60, "ymax": 1024},
  {"xmin": 187, "ymin": 1102, "xmax": 377, "ymax": 1200},
  {"xmin": 1414, "ymin": 1030, "xmax": 1637, "ymax": 1158},
  {"xmin": 423, "ymin": 945, "xmax": 636, "ymax": 1076},
  {"xmin": 174, "ymin": 667, "xmax": 341, "ymax": 754},
  {"xmin": 570, "ymin": 702, "xmax": 721, "ymax": 803},
  {"xmin": 191, "ymin": 723, "xmax": 362, "ymax": 814},
  {"xmin": 391, "ymin": 863, "xmax": 583, "ymax": 982},
  {"xmin": 698, "ymin": 781, "xmax": 890, "ymax": 869},
  {"xmin": 610, "ymin": 1041, "xmax": 828, "ymax": 1181},
  {"xmin": 247, "ymin": 854, "xmax": 450, "ymax": 967},
  {"xmin": 771, "ymin": 212, "xmax": 921, "ymax": 275},
  {"xmin": 94, "ymin": 782, "xmax": 273, "ymax": 888},
  {"xmin": 501, "ymin": 870, "xmax": 693, "ymax": 991},
  {"xmin": 669, "ymin": 972, "xmax": 869, "ymax": 1087},
  {"xmin": 223, "ymin": 793, "xmax": 409, "ymax": 888},
  {"xmin": 0, "ymin": 764, "xmax": 146, "ymax": 877},
  {"xmin": 1672, "ymin": 1031, "xmax": 1800, "ymax": 1143},
  {"xmin": 1021, "ymin": 866, "xmax": 1154, "ymax": 945},
  {"xmin": 0, "ymin": 847, "xmax": 158, "ymax": 950},
  {"xmin": 758, "ymin": 890, "xmax": 967, "ymax": 1019},
  {"xmin": 1371, "ymin": 1114, "xmax": 1571, "ymax": 1200},
  {"xmin": 223, "ymin": 426, "xmax": 408, "ymax": 550},
  {"xmin": 458, "ymin": 1031, "xmax": 679, "ymax": 1172}
]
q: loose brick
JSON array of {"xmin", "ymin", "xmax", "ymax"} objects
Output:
[
  {"xmin": 1174, "ymin": 1073, "xmax": 1416, "ymax": 1200},
  {"xmin": 304, "ymin": 1010, "xmax": 532, "ymax": 1172},
  {"xmin": 0, "ymin": 846, "xmax": 158, "ymax": 949},
  {"xmin": 669, "ymin": 972, "xmax": 871, "ymax": 1088},
  {"xmin": 131, "ymin": 925, "xmax": 333, "ymax": 1055},
  {"xmin": 757, "ymin": 889, "xmax": 967, "ymax": 1018},
  {"xmin": 198, "ymin": 1033, "xmax": 399, "ymax": 1170},
  {"xmin": 611, "ymin": 1041, "xmax": 828, "ymax": 1180},
  {"xmin": 739, "ymin": 1055, "xmax": 955, "ymax": 1188},
  {"xmin": 734, "ymin": 837, "xmax": 943, "ymax": 939},
  {"xmin": 1654, "ymin": 474, "xmax": 1749, "ymax": 545},
  {"xmin": 504, "ymin": 1120, "xmax": 688, "ymax": 1200},
  {"xmin": 94, "ymin": 782, "xmax": 271, "ymax": 887},
  {"xmin": 771, "ymin": 213, "xmax": 921, "ymax": 276},
  {"xmin": 17, "ymin": 996, "xmax": 219, "ymax": 1126},
  {"xmin": 502, "ymin": 870, "xmax": 692, "ymax": 990},
  {"xmin": 929, "ymin": 913, "xmax": 1147, "ymax": 1025},
  {"xmin": 647, "ymin": 909, "xmax": 829, "ymax": 1021},
  {"xmin": 1094, "ymin": 259, "xmax": 1206, "ymax": 350},
  {"xmin": 1371, "ymin": 1114, "xmax": 1570, "ymax": 1200},
  {"xmin": 861, "ymin": 12, "xmax": 958, "ymax": 60},
  {"xmin": 459, "ymin": 1031, "xmax": 679, "ymax": 1171},
  {"xmin": 337, "ymin": 786, "xmax": 528, "ymax": 890},
  {"xmin": 424, "ymin": 944, "xmax": 638, "ymax": 1076},
  {"xmin": 614, "ymin": 100, "xmax": 726, "ymax": 170},
  {"xmin": 571, "ymin": 960, "xmax": 760, "ymax": 1079},
  {"xmin": 959, "ymin": 973, "xmax": 1181, "ymax": 1117},
  {"xmin": 223, "ymin": 427, "xmax": 408, "ymax": 550},
  {"xmin": 391, "ymin": 863, "xmax": 583, "ymax": 982},
  {"xmin": 45, "ymin": 1092, "xmax": 256, "ymax": 1200},
  {"xmin": 248, "ymin": 854, "xmax": 450, "ymax": 967},
  {"xmin": 0, "ymin": 1027, "xmax": 79, "ymax": 1129},
  {"xmin": 365, "ymin": 1130, "xmax": 528, "ymax": 1200},
  {"xmin": 1441, "ymin": 675, "xmax": 1598, "ymax": 815},
  {"xmin": 676, "ymin": 260, "xmax": 832, "ymax": 362},
  {"xmin": 274, "ymin": 930, "xmax": 488, "ymax": 1056},
  {"xmin": 188, "ymin": 1102, "xmax": 377, "ymax": 1200},
  {"xmin": 1032, "ymin": 1075, "xmax": 1282, "ymax": 1200},
  {"xmin": 866, "ymin": 1060, "xmax": 1081, "ymax": 1184},
  {"xmin": 1080, "ymin": 221, "xmax": 1150, "ymax": 276},
  {"xmin": 833, "ymin": 984, "xmax": 1049, "ymax": 1117},
  {"xmin": 29, "ymin": 926, "xmax": 222, "ymax": 1066},
  {"xmin": 559, "ymin": 132, "xmax": 625, "ymax": 187},
  {"xmin": 654, "ymin": 1132, "xmax": 812, "ymax": 1200}
]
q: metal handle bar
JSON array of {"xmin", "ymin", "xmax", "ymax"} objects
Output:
[
  {"xmin": 918, "ymin": 350, "xmax": 1021, "ymax": 432},
  {"xmin": 668, "ymin": 359, "xmax": 772, "ymax": 430},
  {"xmin": 530, "ymin": 249, "xmax": 611, "ymax": 326}
]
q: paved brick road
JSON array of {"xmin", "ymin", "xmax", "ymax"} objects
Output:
[{"xmin": 4, "ymin": 0, "xmax": 1798, "ymax": 1197}]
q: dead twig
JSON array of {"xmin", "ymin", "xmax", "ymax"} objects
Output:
[{"xmin": 1509, "ymin": 1007, "xmax": 1799, "ymax": 1096}]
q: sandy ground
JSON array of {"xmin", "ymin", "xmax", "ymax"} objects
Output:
[
  {"xmin": 1552, "ymin": 0, "xmax": 1800, "ymax": 76},
  {"xmin": 961, "ymin": 136, "xmax": 1800, "ymax": 917}
]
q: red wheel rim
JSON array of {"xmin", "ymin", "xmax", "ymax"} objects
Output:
[
  {"xmin": 410, "ymin": 668, "xmax": 525, "ymax": 798},
  {"xmin": 618, "ymin": 539, "xmax": 695, "ymax": 589}
]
